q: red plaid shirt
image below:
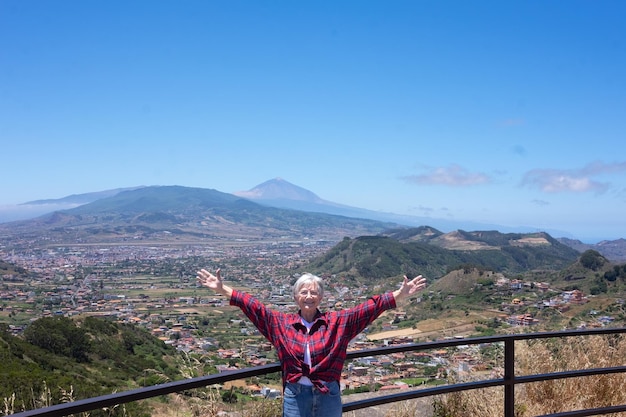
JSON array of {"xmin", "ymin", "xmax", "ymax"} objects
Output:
[{"xmin": 230, "ymin": 289, "xmax": 396, "ymax": 392}]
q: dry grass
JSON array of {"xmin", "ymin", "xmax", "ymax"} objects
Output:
[
  {"xmin": 432, "ymin": 334, "xmax": 626, "ymax": 416},
  {"xmin": 433, "ymin": 387, "xmax": 505, "ymax": 417},
  {"xmin": 235, "ymin": 398, "xmax": 282, "ymax": 417},
  {"xmin": 383, "ymin": 399, "xmax": 432, "ymax": 417},
  {"xmin": 146, "ymin": 389, "xmax": 220, "ymax": 417},
  {"xmin": 516, "ymin": 333, "xmax": 626, "ymax": 415}
]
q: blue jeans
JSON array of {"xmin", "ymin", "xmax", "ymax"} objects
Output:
[{"xmin": 283, "ymin": 381, "xmax": 342, "ymax": 417}]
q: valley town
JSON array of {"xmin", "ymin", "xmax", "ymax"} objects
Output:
[{"xmin": 1, "ymin": 237, "xmax": 622, "ymax": 398}]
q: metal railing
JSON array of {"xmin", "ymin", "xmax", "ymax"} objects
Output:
[{"xmin": 11, "ymin": 327, "xmax": 626, "ymax": 417}]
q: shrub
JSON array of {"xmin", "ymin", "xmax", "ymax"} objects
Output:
[{"xmin": 222, "ymin": 389, "xmax": 238, "ymax": 403}]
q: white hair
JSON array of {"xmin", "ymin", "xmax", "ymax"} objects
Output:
[{"xmin": 293, "ymin": 273, "xmax": 324, "ymax": 300}]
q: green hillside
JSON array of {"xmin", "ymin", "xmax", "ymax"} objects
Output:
[
  {"xmin": 305, "ymin": 231, "xmax": 580, "ymax": 287},
  {"xmin": 540, "ymin": 249, "xmax": 626, "ymax": 294},
  {"xmin": 0, "ymin": 316, "xmax": 181, "ymax": 416}
]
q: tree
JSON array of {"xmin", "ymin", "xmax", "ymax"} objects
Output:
[
  {"xmin": 24, "ymin": 316, "xmax": 91, "ymax": 362},
  {"xmin": 604, "ymin": 269, "xmax": 618, "ymax": 282},
  {"xmin": 580, "ymin": 250, "xmax": 606, "ymax": 271}
]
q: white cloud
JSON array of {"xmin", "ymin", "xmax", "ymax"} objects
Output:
[
  {"xmin": 520, "ymin": 161, "xmax": 626, "ymax": 194},
  {"xmin": 402, "ymin": 164, "xmax": 491, "ymax": 187},
  {"xmin": 409, "ymin": 205, "xmax": 435, "ymax": 215},
  {"xmin": 580, "ymin": 161, "xmax": 626, "ymax": 176}
]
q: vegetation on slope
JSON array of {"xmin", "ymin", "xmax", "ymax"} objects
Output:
[
  {"xmin": 306, "ymin": 231, "xmax": 580, "ymax": 287},
  {"xmin": 0, "ymin": 260, "xmax": 28, "ymax": 278},
  {"xmin": 0, "ymin": 316, "xmax": 180, "ymax": 416}
]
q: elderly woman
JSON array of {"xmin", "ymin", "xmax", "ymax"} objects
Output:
[{"xmin": 197, "ymin": 268, "xmax": 426, "ymax": 417}]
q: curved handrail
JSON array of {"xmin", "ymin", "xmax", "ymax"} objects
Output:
[{"xmin": 10, "ymin": 327, "xmax": 626, "ymax": 417}]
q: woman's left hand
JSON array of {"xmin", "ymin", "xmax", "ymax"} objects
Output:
[{"xmin": 393, "ymin": 275, "xmax": 427, "ymax": 303}]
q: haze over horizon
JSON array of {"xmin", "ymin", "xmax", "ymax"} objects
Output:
[{"xmin": 2, "ymin": 1, "xmax": 625, "ymax": 243}]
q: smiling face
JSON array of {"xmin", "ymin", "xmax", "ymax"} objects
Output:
[{"xmin": 295, "ymin": 282, "xmax": 322, "ymax": 320}]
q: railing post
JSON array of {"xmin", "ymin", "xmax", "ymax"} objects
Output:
[{"xmin": 504, "ymin": 338, "xmax": 515, "ymax": 417}]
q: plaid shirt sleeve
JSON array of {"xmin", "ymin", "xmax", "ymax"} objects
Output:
[
  {"xmin": 340, "ymin": 291, "xmax": 397, "ymax": 340},
  {"xmin": 229, "ymin": 289, "xmax": 282, "ymax": 346}
]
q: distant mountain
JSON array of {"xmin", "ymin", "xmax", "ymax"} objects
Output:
[
  {"xmin": 235, "ymin": 178, "xmax": 574, "ymax": 237},
  {"xmin": 23, "ymin": 186, "xmax": 147, "ymax": 205},
  {"xmin": 234, "ymin": 177, "xmax": 378, "ymax": 218},
  {"xmin": 236, "ymin": 178, "xmax": 626, "ymax": 263},
  {"xmin": 234, "ymin": 177, "xmax": 325, "ymax": 203},
  {"xmin": 557, "ymin": 237, "xmax": 626, "ymax": 263},
  {"xmin": 0, "ymin": 187, "xmax": 147, "ymax": 224},
  {"xmin": 0, "ymin": 186, "xmax": 398, "ymax": 245}
]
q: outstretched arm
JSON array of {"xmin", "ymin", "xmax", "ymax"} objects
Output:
[
  {"xmin": 197, "ymin": 268, "xmax": 233, "ymax": 299},
  {"xmin": 393, "ymin": 275, "xmax": 427, "ymax": 304},
  {"xmin": 198, "ymin": 268, "xmax": 280, "ymax": 344}
]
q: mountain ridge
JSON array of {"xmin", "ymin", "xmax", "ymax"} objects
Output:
[
  {"xmin": 303, "ymin": 229, "xmax": 581, "ymax": 289},
  {"xmin": 0, "ymin": 185, "xmax": 398, "ymax": 245},
  {"xmin": 2, "ymin": 180, "xmax": 625, "ymax": 261},
  {"xmin": 234, "ymin": 178, "xmax": 575, "ymax": 238},
  {"xmin": 23, "ymin": 186, "xmax": 147, "ymax": 205}
]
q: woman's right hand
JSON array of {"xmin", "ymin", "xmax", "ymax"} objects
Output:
[
  {"xmin": 197, "ymin": 268, "xmax": 223, "ymax": 291},
  {"xmin": 197, "ymin": 268, "xmax": 233, "ymax": 298}
]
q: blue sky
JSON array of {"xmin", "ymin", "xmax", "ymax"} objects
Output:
[{"xmin": 1, "ymin": 1, "xmax": 625, "ymax": 243}]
